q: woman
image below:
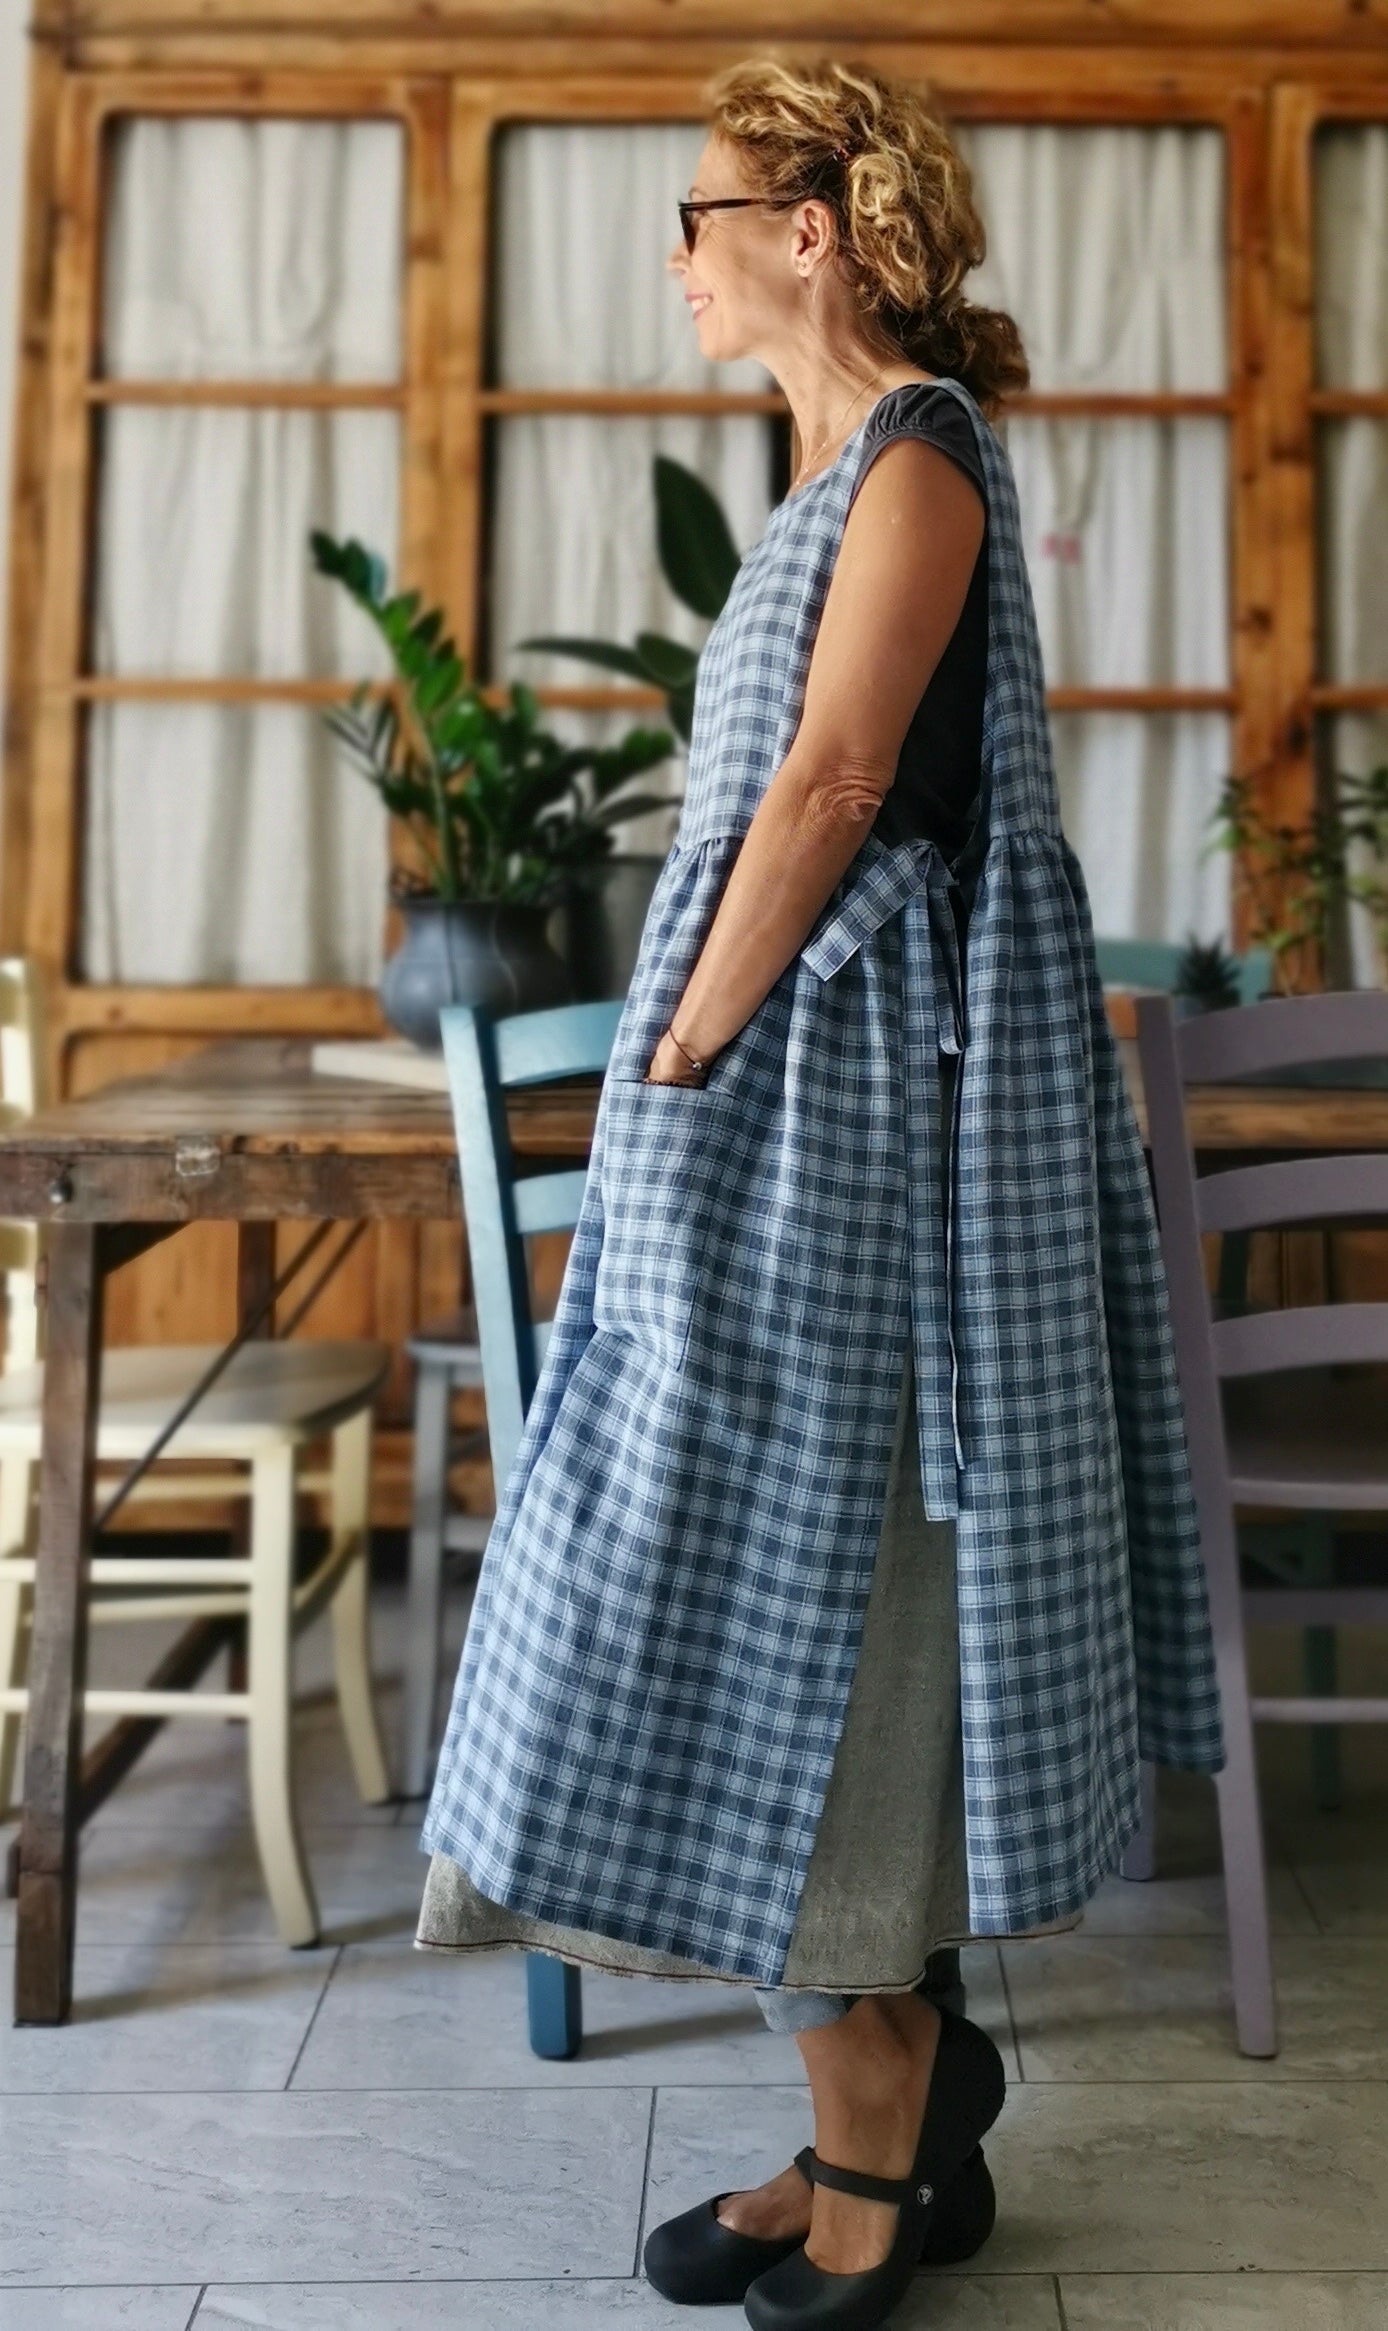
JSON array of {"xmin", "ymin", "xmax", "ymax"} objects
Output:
[{"xmin": 418, "ymin": 56, "xmax": 1225, "ymax": 2331}]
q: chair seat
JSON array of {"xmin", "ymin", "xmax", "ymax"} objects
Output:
[
  {"xmin": 1226, "ymin": 1369, "xmax": 1388, "ymax": 1511},
  {"xmin": 0, "ymin": 1339, "xmax": 389, "ymax": 1458}
]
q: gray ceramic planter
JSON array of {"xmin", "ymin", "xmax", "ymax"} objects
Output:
[
  {"xmin": 379, "ymin": 895, "xmax": 574, "ymax": 1050},
  {"xmin": 1171, "ymin": 991, "xmax": 1238, "ymax": 1019},
  {"xmin": 548, "ymin": 854, "xmax": 666, "ymax": 1001}
]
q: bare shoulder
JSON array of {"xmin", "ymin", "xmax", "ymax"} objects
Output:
[{"xmin": 841, "ymin": 434, "xmax": 985, "ymax": 571}]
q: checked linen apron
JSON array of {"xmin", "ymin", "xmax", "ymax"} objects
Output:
[{"xmin": 420, "ymin": 377, "xmax": 1226, "ymax": 1986}]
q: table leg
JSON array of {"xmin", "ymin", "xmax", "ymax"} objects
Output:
[
  {"xmin": 238, "ymin": 1223, "xmax": 277, "ymax": 1334},
  {"xmin": 14, "ymin": 1223, "xmax": 105, "ymax": 2026},
  {"xmin": 227, "ymin": 1224, "xmax": 277, "ymax": 1699}
]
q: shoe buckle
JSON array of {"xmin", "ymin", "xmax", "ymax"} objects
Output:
[{"xmin": 917, "ymin": 2183, "xmax": 934, "ymax": 2207}]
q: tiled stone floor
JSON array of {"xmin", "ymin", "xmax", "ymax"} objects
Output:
[{"xmin": 1, "ymin": 1589, "xmax": 1386, "ymax": 2329}]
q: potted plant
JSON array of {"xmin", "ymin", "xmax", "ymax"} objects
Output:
[
  {"xmin": 1209, "ymin": 766, "xmax": 1388, "ymax": 993},
  {"xmin": 311, "ymin": 532, "xmax": 675, "ymax": 1046},
  {"xmin": 1171, "ymin": 934, "xmax": 1243, "ymax": 1016}
]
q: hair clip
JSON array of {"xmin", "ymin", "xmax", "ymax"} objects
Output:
[{"xmin": 833, "ymin": 143, "xmax": 855, "ymax": 164}]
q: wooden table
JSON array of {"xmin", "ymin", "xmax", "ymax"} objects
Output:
[
  {"xmin": 3, "ymin": 1035, "xmax": 1388, "ymax": 2026},
  {"xmin": 0, "ymin": 1040, "xmax": 596, "ymax": 2027}
]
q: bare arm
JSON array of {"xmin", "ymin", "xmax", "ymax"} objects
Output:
[{"xmin": 646, "ymin": 434, "xmax": 986, "ymax": 1083}]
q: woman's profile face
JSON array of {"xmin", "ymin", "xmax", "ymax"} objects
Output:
[{"xmin": 669, "ymin": 134, "xmax": 808, "ymax": 363}]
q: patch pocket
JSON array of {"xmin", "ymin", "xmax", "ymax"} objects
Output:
[{"xmin": 592, "ymin": 1075, "xmax": 728, "ymax": 1373}]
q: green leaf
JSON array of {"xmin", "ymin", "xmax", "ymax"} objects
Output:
[
  {"xmin": 667, "ymin": 683, "xmax": 696, "ymax": 744},
  {"xmin": 507, "ymin": 679, "xmax": 541, "ymax": 727},
  {"xmin": 588, "ymin": 792, "xmax": 674, "ymax": 829},
  {"xmin": 512, "ymin": 635, "xmax": 650, "ymax": 681},
  {"xmin": 414, "ymin": 652, "xmax": 466, "ymax": 718},
  {"xmin": 653, "ymin": 454, "xmax": 740, "ymax": 619},
  {"xmin": 588, "ymin": 728, "xmax": 676, "ymax": 796},
  {"xmin": 633, "ymin": 632, "xmax": 699, "ymax": 689}
]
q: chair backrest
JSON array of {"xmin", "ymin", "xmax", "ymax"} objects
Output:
[
  {"xmin": 440, "ymin": 997, "xmax": 623, "ymax": 1501},
  {"xmin": 1096, "ymin": 936, "xmax": 1273, "ymax": 1006},
  {"xmin": 1136, "ymin": 992, "xmax": 1388, "ymax": 1491},
  {"xmin": 0, "ymin": 960, "xmax": 47, "ymax": 1370}
]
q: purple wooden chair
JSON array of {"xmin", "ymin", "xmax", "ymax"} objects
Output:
[{"xmin": 1136, "ymin": 990, "xmax": 1388, "ymax": 2058}]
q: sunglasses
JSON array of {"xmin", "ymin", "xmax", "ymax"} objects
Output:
[{"xmin": 678, "ymin": 196, "xmax": 770, "ymax": 254}]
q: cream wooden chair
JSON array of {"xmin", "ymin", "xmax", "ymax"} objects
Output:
[{"xmin": 0, "ymin": 960, "xmax": 392, "ymax": 1946}]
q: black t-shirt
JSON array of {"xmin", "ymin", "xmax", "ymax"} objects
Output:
[{"xmin": 845, "ymin": 385, "xmax": 989, "ymax": 869}]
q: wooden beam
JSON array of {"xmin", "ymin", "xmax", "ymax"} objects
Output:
[
  {"xmin": 0, "ymin": 39, "xmax": 65, "ymax": 955},
  {"xmin": 477, "ymin": 386, "xmax": 1237, "ymax": 415},
  {"xmin": 14, "ymin": 1224, "xmax": 104, "ymax": 2024},
  {"xmin": 1310, "ymin": 388, "xmax": 1388, "ymax": 413},
  {"xmin": 1269, "ymin": 83, "xmax": 1323, "ymax": 856},
  {"xmin": 1227, "ymin": 87, "xmax": 1277, "ymax": 958},
  {"xmin": 85, "ymin": 378, "xmax": 405, "ymax": 406},
  {"xmin": 40, "ymin": 47, "xmax": 1388, "ymax": 111},
  {"xmin": 77, "ymin": 67, "xmax": 429, "ymax": 116},
  {"xmin": 50, "ymin": 3, "xmax": 1388, "ymax": 48},
  {"xmin": 69, "ymin": 676, "xmax": 379, "ymax": 702},
  {"xmin": 24, "ymin": 80, "xmax": 104, "ymax": 984},
  {"xmin": 55, "ymin": 983, "xmax": 385, "ymax": 1036},
  {"xmin": 1313, "ymin": 684, "xmax": 1388, "ymax": 709},
  {"xmin": 442, "ymin": 95, "xmax": 493, "ymax": 681},
  {"xmin": 1044, "ymin": 688, "xmax": 1239, "ymax": 713},
  {"xmin": 59, "ymin": 675, "xmax": 1243, "ymax": 717},
  {"xmin": 0, "ymin": 1149, "xmax": 464, "ymax": 1223}
]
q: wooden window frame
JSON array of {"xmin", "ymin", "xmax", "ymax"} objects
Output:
[
  {"xmin": 22, "ymin": 71, "xmax": 448, "ymax": 1059},
  {"xmin": 1270, "ymin": 83, "xmax": 1388, "ymax": 856},
  {"xmin": 8, "ymin": 53, "xmax": 1330, "ymax": 1071}
]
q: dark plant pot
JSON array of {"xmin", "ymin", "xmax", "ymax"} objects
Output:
[
  {"xmin": 1172, "ymin": 991, "xmax": 1239, "ymax": 1019},
  {"xmin": 379, "ymin": 895, "xmax": 575, "ymax": 1050},
  {"xmin": 550, "ymin": 854, "xmax": 668, "ymax": 1002}
]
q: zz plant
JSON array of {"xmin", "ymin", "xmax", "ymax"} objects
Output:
[{"xmin": 310, "ymin": 531, "xmax": 675, "ymax": 906}]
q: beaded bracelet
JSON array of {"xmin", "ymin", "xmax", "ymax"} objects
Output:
[{"xmin": 667, "ymin": 1027, "xmax": 710, "ymax": 1082}]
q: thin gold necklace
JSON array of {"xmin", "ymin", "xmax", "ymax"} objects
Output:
[{"xmin": 788, "ymin": 370, "xmax": 893, "ymax": 495}]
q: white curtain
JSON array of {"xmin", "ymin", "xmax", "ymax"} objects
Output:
[
  {"xmin": 86, "ymin": 118, "xmax": 1242, "ymax": 975},
  {"xmin": 1316, "ymin": 128, "xmax": 1388, "ymax": 987},
  {"xmin": 956, "ymin": 123, "xmax": 1232, "ymax": 946},
  {"xmin": 83, "ymin": 118, "xmax": 401, "ymax": 985},
  {"xmin": 489, "ymin": 126, "xmax": 779, "ymax": 854}
]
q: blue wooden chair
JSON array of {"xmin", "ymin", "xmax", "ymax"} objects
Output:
[{"xmin": 435, "ymin": 995, "xmax": 624, "ymax": 2062}]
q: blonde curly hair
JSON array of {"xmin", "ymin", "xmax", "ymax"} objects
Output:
[{"xmin": 702, "ymin": 55, "xmax": 1028, "ymax": 417}]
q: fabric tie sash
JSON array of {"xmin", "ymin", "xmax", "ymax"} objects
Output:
[
  {"xmin": 801, "ymin": 831, "xmax": 969, "ymax": 1470},
  {"xmin": 801, "ymin": 834, "xmax": 966, "ymax": 1057}
]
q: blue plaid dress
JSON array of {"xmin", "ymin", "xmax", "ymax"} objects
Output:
[{"xmin": 422, "ymin": 376, "xmax": 1226, "ymax": 1982}]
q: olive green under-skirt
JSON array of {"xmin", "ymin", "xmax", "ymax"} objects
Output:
[{"xmin": 415, "ymin": 1337, "xmax": 1079, "ymax": 1992}]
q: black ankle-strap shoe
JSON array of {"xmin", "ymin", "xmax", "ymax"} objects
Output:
[
  {"xmin": 742, "ymin": 2006, "xmax": 1008, "ymax": 2330},
  {"xmin": 642, "ymin": 2140, "xmax": 994, "ymax": 2307}
]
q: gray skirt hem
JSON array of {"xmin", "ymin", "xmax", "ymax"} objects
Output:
[
  {"xmin": 410, "ymin": 1904, "xmax": 1084, "ymax": 1993},
  {"xmin": 415, "ymin": 1332, "xmax": 1082, "ymax": 1991}
]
